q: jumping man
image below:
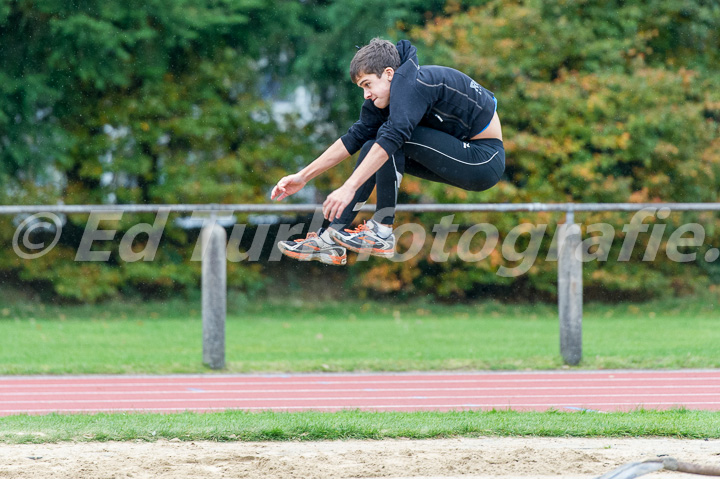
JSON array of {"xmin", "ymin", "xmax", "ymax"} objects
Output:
[{"xmin": 271, "ymin": 38, "xmax": 504, "ymax": 265}]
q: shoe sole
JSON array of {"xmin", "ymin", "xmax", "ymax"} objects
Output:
[
  {"xmin": 277, "ymin": 243, "xmax": 347, "ymax": 265},
  {"xmin": 329, "ymin": 234, "xmax": 395, "ymax": 258}
]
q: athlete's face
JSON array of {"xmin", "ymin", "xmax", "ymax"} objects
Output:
[{"xmin": 356, "ymin": 68, "xmax": 394, "ymax": 109}]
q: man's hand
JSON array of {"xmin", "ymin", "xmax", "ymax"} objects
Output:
[
  {"xmin": 271, "ymin": 174, "xmax": 307, "ymax": 201},
  {"xmin": 323, "ymin": 184, "xmax": 357, "ymax": 221}
]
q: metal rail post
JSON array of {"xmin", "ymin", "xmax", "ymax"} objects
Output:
[
  {"xmin": 558, "ymin": 210, "xmax": 583, "ymax": 366},
  {"xmin": 201, "ymin": 218, "xmax": 227, "ymax": 370}
]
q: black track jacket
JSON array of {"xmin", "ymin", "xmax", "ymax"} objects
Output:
[{"xmin": 340, "ymin": 40, "xmax": 496, "ymax": 158}]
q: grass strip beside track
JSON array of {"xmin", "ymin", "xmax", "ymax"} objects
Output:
[{"xmin": 1, "ymin": 409, "xmax": 719, "ymax": 444}]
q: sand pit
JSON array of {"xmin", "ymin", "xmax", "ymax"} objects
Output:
[{"xmin": 1, "ymin": 437, "xmax": 719, "ymax": 478}]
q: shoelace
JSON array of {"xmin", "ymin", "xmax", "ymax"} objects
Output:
[{"xmin": 345, "ymin": 222, "xmax": 371, "ymax": 234}]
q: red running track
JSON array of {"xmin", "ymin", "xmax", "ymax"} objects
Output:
[{"xmin": 1, "ymin": 370, "xmax": 719, "ymax": 416}]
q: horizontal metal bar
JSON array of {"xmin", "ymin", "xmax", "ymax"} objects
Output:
[{"xmin": 0, "ymin": 202, "xmax": 719, "ymax": 215}]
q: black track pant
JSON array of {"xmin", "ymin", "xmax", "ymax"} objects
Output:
[{"xmin": 329, "ymin": 126, "xmax": 505, "ymax": 230}]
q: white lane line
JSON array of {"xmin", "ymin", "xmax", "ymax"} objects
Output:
[
  {"xmin": 3, "ymin": 393, "xmax": 720, "ymax": 406},
  {"xmin": 1, "ymin": 376, "xmax": 718, "ymax": 389},
  {"xmin": 2, "ymin": 384, "xmax": 720, "ymax": 397}
]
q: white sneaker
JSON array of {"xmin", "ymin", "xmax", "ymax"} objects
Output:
[
  {"xmin": 277, "ymin": 230, "xmax": 347, "ymax": 265},
  {"xmin": 328, "ymin": 220, "xmax": 395, "ymax": 258}
]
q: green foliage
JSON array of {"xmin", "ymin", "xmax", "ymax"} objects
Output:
[
  {"xmin": 0, "ymin": 0, "xmax": 315, "ymax": 301},
  {"xmin": 1, "ymin": 0, "xmax": 251, "ymax": 184}
]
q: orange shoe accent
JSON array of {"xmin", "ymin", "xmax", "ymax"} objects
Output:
[
  {"xmin": 345, "ymin": 222, "xmax": 371, "ymax": 234},
  {"xmin": 294, "ymin": 232, "xmax": 319, "ymax": 242},
  {"xmin": 283, "ymin": 250, "xmax": 309, "ymax": 260}
]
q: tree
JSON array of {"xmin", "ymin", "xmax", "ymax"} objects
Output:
[{"xmin": 0, "ymin": 0, "xmax": 315, "ymax": 300}]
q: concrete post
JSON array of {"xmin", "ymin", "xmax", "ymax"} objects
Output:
[
  {"xmin": 201, "ymin": 221, "xmax": 227, "ymax": 370},
  {"xmin": 558, "ymin": 211, "xmax": 583, "ymax": 366}
]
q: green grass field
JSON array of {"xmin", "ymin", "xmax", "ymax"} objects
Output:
[
  {"xmin": 1, "ymin": 293, "xmax": 718, "ymax": 374},
  {"xmin": 1, "ymin": 291, "xmax": 718, "ymax": 443}
]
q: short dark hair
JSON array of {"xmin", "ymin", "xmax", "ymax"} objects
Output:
[{"xmin": 349, "ymin": 38, "xmax": 401, "ymax": 83}]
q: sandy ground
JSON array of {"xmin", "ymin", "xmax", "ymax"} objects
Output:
[{"xmin": 1, "ymin": 437, "xmax": 719, "ymax": 479}]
